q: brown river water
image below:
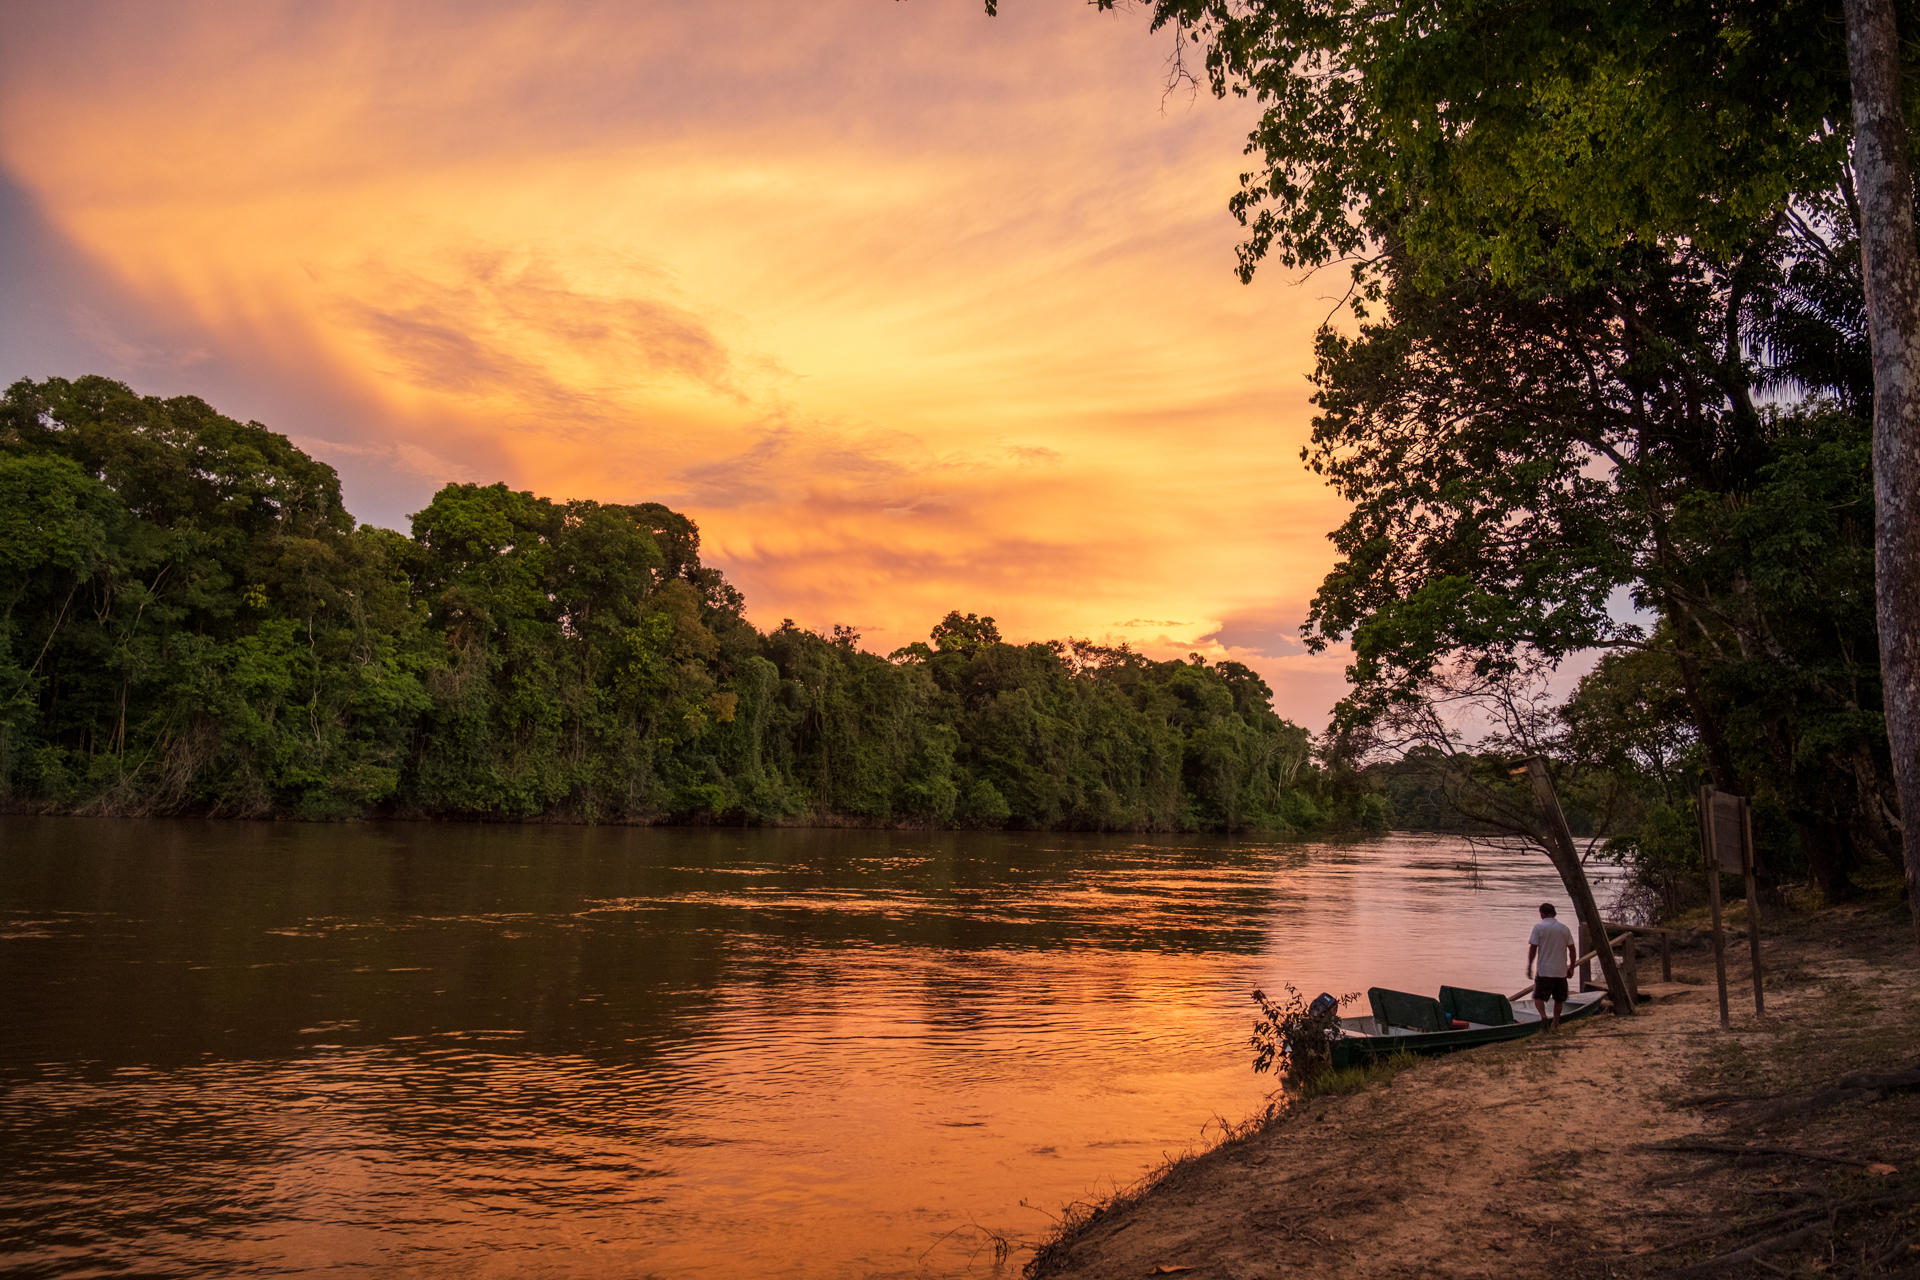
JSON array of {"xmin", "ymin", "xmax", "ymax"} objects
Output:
[{"xmin": 0, "ymin": 818, "xmax": 1606, "ymax": 1278}]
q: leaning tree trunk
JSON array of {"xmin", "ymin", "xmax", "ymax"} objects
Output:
[{"xmin": 1844, "ymin": 0, "xmax": 1920, "ymax": 945}]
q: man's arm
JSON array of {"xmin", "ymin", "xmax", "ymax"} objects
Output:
[
  {"xmin": 1565, "ymin": 939, "xmax": 1578, "ymax": 976},
  {"xmin": 1527, "ymin": 943, "xmax": 1538, "ymax": 976}
]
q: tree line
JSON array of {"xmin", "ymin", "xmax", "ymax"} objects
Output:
[{"xmin": 0, "ymin": 375, "xmax": 1350, "ymax": 831}]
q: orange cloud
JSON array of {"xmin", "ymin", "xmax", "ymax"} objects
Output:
[{"xmin": 0, "ymin": 0, "xmax": 1354, "ymax": 724}]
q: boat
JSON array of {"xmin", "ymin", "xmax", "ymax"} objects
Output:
[{"xmin": 1327, "ymin": 983, "xmax": 1609, "ymax": 1069}]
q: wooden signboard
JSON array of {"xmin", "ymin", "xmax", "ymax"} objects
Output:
[
  {"xmin": 1707, "ymin": 792, "xmax": 1746, "ymax": 873},
  {"xmin": 1699, "ymin": 786, "xmax": 1765, "ymax": 1025}
]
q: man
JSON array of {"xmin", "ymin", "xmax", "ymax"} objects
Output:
[{"xmin": 1526, "ymin": 902, "xmax": 1578, "ymax": 1030}]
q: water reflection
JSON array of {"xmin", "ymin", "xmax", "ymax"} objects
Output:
[{"xmin": 0, "ymin": 819, "xmax": 1605, "ymax": 1277}]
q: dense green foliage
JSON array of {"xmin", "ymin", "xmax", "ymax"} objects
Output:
[
  {"xmin": 0, "ymin": 375, "xmax": 1335, "ymax": 831},
  {"xmin": 1096, "ymin": 0, "xmax": 1910, "ymax": 908},
  {"xmin": 1275, "ymin": 198, "xmax": 1899, "ymax": 896},
  {"xmin": 1302, "ymin": 239, "xmax": 1898, "ymax": 883},
  {"xmin": 1116, "ymin": 0, "xmax": 1864, "ymax": 288}
]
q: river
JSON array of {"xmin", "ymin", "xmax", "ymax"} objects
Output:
[{"xmin": 0, "ymin": 818, "xmax": 1608, "ymax": 1277}]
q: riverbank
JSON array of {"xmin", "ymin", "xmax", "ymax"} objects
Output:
[{"xmin": 1025, "ymin": 900, "xmax": 1920, "ymax": 1280}]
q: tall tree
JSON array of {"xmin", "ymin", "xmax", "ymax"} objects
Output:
[
  {"xmin": 1843, "ymin": 0, "xmax": 1920, "ymax": 935},
  {"xmin": 1097, "ymin": 0, "xmax": 1919, "ymax": 934}
]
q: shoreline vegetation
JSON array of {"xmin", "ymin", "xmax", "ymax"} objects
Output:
[
  {"xmin": 1, "ymin": 376, "xmax": 1381, "ymax": 833},
  {"xmin": 1015, "ymin": 891, "xmax": 1920, "ymax": 1280}
]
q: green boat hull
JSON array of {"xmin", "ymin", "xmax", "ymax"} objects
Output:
[{"xmin": 1328, "ymin": 990, "xmax": 1607, "ymax": 1070}]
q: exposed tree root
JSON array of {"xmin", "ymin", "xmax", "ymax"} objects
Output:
[
  {"xmin": 1642, "ymin": 1139, "xmax": 1874, "ymax": 1167},
  {"xmin": 1733, "ymin": 1062, "xmax": 1920, "ymax": 1127},
  {"xmin": 1627, "ymin": 1200, "xmax": 1834, "ymax": 1257},
  {"xmin": 1654, "ymin": 1220, "xmax": 1832, "ymax": 1279}
]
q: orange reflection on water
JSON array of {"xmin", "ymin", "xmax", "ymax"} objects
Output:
[{"xmin": 0, "ymin": 821, "xmax": 1609, "ymax": 1276}]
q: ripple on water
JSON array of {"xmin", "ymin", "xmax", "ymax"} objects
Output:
[{"xmin": 0, "ymin": 822, "xmax": 1606, "ymax": 1277}]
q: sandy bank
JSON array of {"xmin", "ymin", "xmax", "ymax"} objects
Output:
[{"xmin": 1027, "ymin": 904, "xmax": 1920, "ymax": 1280}]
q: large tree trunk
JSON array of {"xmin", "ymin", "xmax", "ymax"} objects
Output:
[
  {"xmin": 1796, "ymin": 820, "xmax": 1861, "ymax": 902},
  {"xmin": 1521, "ymin": 757, "xmax": 1635, "ymax": 1015},
  {"xmin": 1671, "ymin": 634, "xmax": 1739, "ymax": 792},
  {"xmin": 1844, "ymin": 0, "xmax": 1920, "ymax": 944}
]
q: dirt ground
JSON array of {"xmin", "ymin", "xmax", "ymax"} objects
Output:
[{"xmin": 1026, "ymin": 902, "xmax": 1920, "ymax": 1280}]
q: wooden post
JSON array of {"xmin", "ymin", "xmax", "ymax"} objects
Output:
[
  {"xmin": 1518, "ymin": 757, "xmax": 1634, "ymax": 1014},
  {"xmin": 1742, "ymin": 801, "xmax": 1765, "ymax": 1016},
  {"xmin": 1660, "ymin": 928, "xmax": 1672, "ymax": 983},
  {"xmin": 1700, "ymin": 785, "xmax": 1732, "ymax": 1029},
  {"xmin": 1578, "ymin": 920, "xmax": 1593, "ymax": 990},
  {"xmin": 1622, "ymin": 932, "xmax": 1640, "ymax": 1003}
]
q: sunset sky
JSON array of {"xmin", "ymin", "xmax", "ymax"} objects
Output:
[{"xmin": 0, "ymin": 0, "xmax": 1352, "ymax": 725}]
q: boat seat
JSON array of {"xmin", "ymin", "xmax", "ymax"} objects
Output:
[
  {"xmin": 1438, "ymin": 985, "xmax": 1516, "ymax": 1027},
  {"xmin": 1367, "ymin": 987, "xmax": 1446, "ymax": 1034}
]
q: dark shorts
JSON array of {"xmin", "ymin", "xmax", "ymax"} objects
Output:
[{"xmin": 1534, "ymin": 975, "xmax": 1569, "ymax": 1003}]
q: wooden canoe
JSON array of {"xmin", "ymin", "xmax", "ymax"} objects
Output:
[{"xmin": 1327, "ymin": 984, "xmax": 1607, "ymax": 1069}]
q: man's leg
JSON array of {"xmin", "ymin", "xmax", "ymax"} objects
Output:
[
  {"xmin": 1551, "ymin": 998, "xmax": 1564, "ymax": 1030},
  {"xmin": 1534, "ymin": 997, "xmax": 1547, "ymax": 1023}
]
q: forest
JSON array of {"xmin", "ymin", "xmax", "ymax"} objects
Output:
[{"xmin": 0, "ymin": 375, "xmax": 1335, "ymax": 831}]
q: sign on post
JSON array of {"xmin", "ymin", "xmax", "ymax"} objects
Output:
[
  {"xmin": 1699, "ymin": 786, "xmax": 1764, "ymax": 1024},
  {"xmin": 1699, "ymin": 786, "xmax": 1732, "ymax": 1028},
  {"xmin": 1739, "ymin": 799, "xmax": 1764, "ymax": 1016}
]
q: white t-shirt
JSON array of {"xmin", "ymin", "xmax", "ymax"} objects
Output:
[{"xmin": 1530, "ymin": 918, "xmax": 1575, "ymax": 978}]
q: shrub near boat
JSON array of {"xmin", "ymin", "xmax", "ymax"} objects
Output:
[{"xmin": 1249, "ymin": 981, "xmax": 1607, "ymax": 1088}]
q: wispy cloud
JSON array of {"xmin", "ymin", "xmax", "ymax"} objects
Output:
[
  {"xmin": 68, "ymin": 306, "xmax": 212, "ymax": 370},
  {"xmin": 336, "ymin": 248, "xmax": 741, "ymax": 406},
  {"xmin": 295, "ymin": 436, "xmax": 485, "ymax": 488},
  {"xmin": 0, "ymin": 0, "xmax": 1354, "ymax": 726}
]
